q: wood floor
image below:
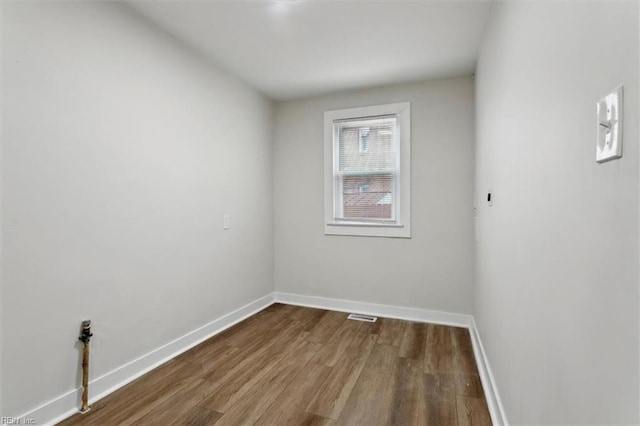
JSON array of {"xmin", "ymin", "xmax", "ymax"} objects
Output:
[{"xmin": 59, "ymin": 304, "xmax": 492, "ymax": 426}]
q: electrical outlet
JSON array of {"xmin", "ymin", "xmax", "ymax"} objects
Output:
[{"xmin": 596, "ymin": 86, "xmax": 623, "ymax": 163}]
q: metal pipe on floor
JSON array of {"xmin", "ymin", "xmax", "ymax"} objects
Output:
[{"xmin": 79, "ymin": 320, "xmax": 93, "ymax": 414}]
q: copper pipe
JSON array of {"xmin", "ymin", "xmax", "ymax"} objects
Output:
[{"xmin": 79, "ymin": 320, "xmax": 93, "ymax": 413}]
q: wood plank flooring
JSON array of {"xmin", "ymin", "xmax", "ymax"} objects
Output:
[{"xmin": 59, "ymin": 304, "xmax": 491, "ymax": 426}]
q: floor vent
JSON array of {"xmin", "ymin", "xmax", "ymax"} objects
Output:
[{"xmin": 347, "ymin": 313, "xmax": 378, "ymax": 322}]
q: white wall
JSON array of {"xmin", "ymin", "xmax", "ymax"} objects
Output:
[
  {"xmin": 0, "ymin": 2, "xmax": 3, "ymax": 418},
  {"xmin": 274, "ymin": 78, "xmax": 475, "ymax": 314},
  {"xmin": 2, "ymin": 2, "xmax": 273, "ymax": 417},
  {"xmin": 475, "ymin": 2, "xmax": 639, "ymax": 424}
]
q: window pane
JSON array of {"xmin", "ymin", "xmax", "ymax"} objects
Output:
[
  {"xmin": 334, "ymin": 115, "xmax": 398, "ymax": 221},
  {"xmin": 341, "ymin": 174, "xmax": 393, "ymax": 220},
  {"xmin": 337, "ymin": 116, "xmax": 397, "ymax": 174}
]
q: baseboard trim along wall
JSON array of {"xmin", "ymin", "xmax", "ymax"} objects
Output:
[
  {"xmin": 25, "ymin": 291, "xmax": 506, "ymax": 426},
  {"xmin": 274, "ymin": 291, "xmax": 473, "ymax": 328},
  {"xmin": 21, "ymin": 293, "xmax": 276, "ymax": 425},
  {"xmin": 469, "ymin": 318, "xmax": 510, "ymax": 426}
]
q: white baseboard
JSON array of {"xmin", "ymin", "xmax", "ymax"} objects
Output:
[
  {"xmin": 274, "ymin": 292, "xmax": 472, "ymax": 328},
  {"xmin": 19, "ymin": 291, "xmax": 506, "ymax": 426},
  {"xmin": 469, "ymin": 317, "xmax": 509, "ymax": 426},
  {"xmin": 20, "ymin": 293, "xmax": 275, "ymax": 425}
]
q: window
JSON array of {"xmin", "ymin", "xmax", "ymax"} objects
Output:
[{"xmin": 324, "ymin": 102, "xmax": 411, "ymax": 238}]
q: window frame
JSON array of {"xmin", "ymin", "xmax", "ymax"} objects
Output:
[{"xmin": 324, "ymin": 102, "xmax": 411, "ymax": 238}]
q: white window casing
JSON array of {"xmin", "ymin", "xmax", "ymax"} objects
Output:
[{"xmin": 324, "ymin": 102, "xmax": 411, "ymax": 238}]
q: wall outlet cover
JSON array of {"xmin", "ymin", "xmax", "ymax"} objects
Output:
[{"xmin": 596, "ymin": 86, "xmax": 623, "ymax": 163}]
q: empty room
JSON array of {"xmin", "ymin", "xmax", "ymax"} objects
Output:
[{"xmin": 1, "ymin": 0, "xmax": 639, "ymax": 425}]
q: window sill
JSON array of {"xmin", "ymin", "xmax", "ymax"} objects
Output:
[
  {"xmin": 324, "ymin": 221, "xmax": 411, "ymax": 238},
  {"xmin": 326, "ymin": 221, "xmax": 404, "ymax": 228}
]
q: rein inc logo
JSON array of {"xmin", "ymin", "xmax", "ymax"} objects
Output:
[{"xmin": 1, "ymin": 418, "xmax": 35, "ymax": 425}]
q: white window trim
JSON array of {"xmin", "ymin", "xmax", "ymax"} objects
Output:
[{"xmin": 324, "ymin": 102, "xmax": 411, "ymax": 238}]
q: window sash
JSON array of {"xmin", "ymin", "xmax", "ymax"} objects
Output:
[
  {"xmin": 334, "ymin": 173, "xmax": 397, "ymax": 222},
  {"xmin": 332, "ymin": 115, "xmax": 400, "ymax": 223}
]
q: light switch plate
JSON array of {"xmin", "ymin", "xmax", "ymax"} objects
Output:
[{"xmin": 596, "ymin": 86, "xmax": 623, "ymax": 163}]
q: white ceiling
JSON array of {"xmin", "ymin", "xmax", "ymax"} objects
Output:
[{"xmin": 129, "ymin": 1, "xmax": 493, "ymax": 101}]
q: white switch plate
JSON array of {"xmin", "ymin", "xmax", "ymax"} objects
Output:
[
  {"xmin": 223, "ymin": 215, "xmax": 230, "ymax": 230},
  {"xmin": 596, "ymin": 86, "xmax": 623, "ymax": 163}
]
